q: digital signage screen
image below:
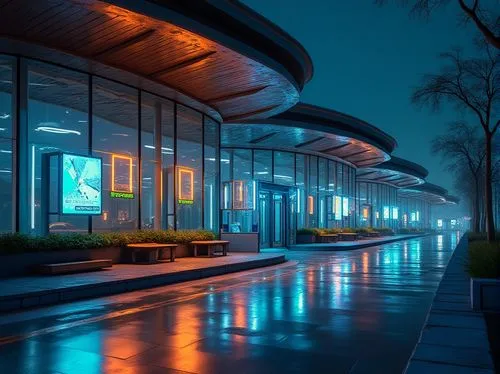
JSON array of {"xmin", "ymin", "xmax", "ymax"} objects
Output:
[{"xmin": 61, "ymin": 153, "xmax": 102, "ymax": 215}]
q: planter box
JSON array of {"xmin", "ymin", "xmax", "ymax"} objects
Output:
[
  {"xmin": 0, "ymin": 244, "xmax": 194, "ymax": 277},
  {"xmin": 0, "ymin": 247, "xmax": 122, "ymax": 278},
  {"xmin": 471, "ymin": 278, "xmax": 500, "ymax": 311},
  {"xmin": 220, "ymin": 233, "xmax": 259, "ymax": 252},
  {"xmin": 296, "ymin": 234, "xmax": 316, "ymax": 244}
]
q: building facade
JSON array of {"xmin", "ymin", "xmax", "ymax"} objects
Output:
[{"xmin": 0, "ymin": 1, "xmax": 460, "ymax": 249}]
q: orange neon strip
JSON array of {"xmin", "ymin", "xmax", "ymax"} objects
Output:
[
  {"xmin": 177, "ymin": 166, "xmax": 194, "ymax": 200},
  {"xmin": 111, "ymin": 154, "xmax": 133, "ymax": 192},
  {"xmin": 308, "ymin": 195, "xmax": 314, "ymax": 215},
  {"xmin": 233, "ymin": 181, "xmax": 244, "ymax": 202}
]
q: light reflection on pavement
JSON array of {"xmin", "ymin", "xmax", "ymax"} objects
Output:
[{"xmin": 0, "ymin": 233, "xmax": 460, "ymax": 374}]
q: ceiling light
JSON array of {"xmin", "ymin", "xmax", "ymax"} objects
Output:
[
  {"xmin": 35, "ymin": 126, "xmax": 81, "ymax": 135},
  {"xmin": 0, "ymin": 150, "xmax": 12, "ymax": 154},
  {"xmin": 0, "ymin": 113, "xmax": 10, "ymax": 120},
  {"xmin": 112, "ymin": 133, "xmax": 129, "ymax": 137}
]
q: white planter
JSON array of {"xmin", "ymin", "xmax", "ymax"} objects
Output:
[{"xmin": 470, "ymin": 277, "xmax": 500, "ymax": 311}]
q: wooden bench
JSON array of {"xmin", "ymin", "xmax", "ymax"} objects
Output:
[
  {"xmin": 126, "ymin": 243, "xmax": 177, "ymax": 264},
  {"xmin": 191, "ymin": 240, "xmax": 229, "ymax": 257},
  {"xmin": 337, "ymin": 232, "xmax": 359, "ymax": 241},
  {"xmin": 36, "ymin": 259, "xmax": 112, "ymax": 275},
  {"xmin": 317, "ymin": 234, "xmax": 339, "ymax": 243}
]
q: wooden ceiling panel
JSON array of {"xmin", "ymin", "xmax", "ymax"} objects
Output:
[{"xmin": 0, "ymin": 0, "xmax": 299, "ymax": 121}]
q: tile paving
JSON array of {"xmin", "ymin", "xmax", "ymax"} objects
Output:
[
  {"xmin": 0, "ymin": 234, "xmax": 464, "ymax": 373},
  {"xmin": 405, "ymin": 235, "xmax": 495, "ymax": 373}
]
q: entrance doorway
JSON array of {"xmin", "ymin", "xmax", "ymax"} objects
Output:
[{"xmin": 259, "ymin": 189, "xmax": 286, "ymax": 248}]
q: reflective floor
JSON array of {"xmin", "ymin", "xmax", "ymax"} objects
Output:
[{"xmin": 0, "ymin": 234, "xmax": 460, "ymax": 374}]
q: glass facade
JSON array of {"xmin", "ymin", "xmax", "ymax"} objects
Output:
[
  {"xmin": 356, "ymin": 182, "xmax": 398, "ymax": 229},
  {"xmin": 0, "ymin": 56, "xmax": 14, "ymax": 233},
  {"xmin": 221, "ymin": 148, "xmax": 357, "ymax": 244},
  {"xmin": 1, "ymin": 55, "xmax": 220, "ymax": 235},
  {"xmin": 397, "ymin": 197, "xmax": 431, "ymax": 229}
]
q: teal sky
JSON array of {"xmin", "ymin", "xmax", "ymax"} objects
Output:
[{"xmin": 243, "ymin": 0, "xmax": 477, "ymax": 198}]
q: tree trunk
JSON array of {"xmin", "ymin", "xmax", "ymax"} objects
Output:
[
  {"xmin": 472, "ymin": 176, "xmax": 481, "ymax": 232},
  {"xmin": 485, "ymin": 133, "xmax": 496, "ymax": 241}
]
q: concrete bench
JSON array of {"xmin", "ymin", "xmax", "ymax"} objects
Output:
[
  {"xmin": 191, "ymin": 240, "xmax": 229, "ymax": 257},
  {"xmin": 317, "ymin": 234, "xmax": 339, "ymax": 243},
  {"xmin": 337, "ymin": 233, "xmax": 359, "ymax": 241},
  {"xmin": 126, "ymin": 243, "xmax": 177, "ymax": 264},
  {"xmin": 36, "ymin": 259, "xmax": 112, "ymax": 275}
]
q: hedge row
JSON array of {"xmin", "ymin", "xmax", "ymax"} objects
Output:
[
  {"xmin": 296, "ymin": 227, "xmax": 395, "ymax": 235},
  {"xmin": 468, "ymin": 240, "xmax": 500, "ymax": 279},
  {"xmin": 0, "ymin": 230, "xmax": 215, "ymax": 255}
]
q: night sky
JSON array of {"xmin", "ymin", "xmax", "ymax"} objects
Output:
[{"xmin": 243, "ymin": 0, "xmax": 477, "ymax": 197}]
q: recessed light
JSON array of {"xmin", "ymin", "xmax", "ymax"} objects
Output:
[{"xmin": 35, "ymin": 126, "xmax": 81, "ymax": 135}]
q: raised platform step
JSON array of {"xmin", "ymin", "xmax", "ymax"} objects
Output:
[
  {"xmin": 36, "ymin": 259, "xmax": 112, "ymax": 275},
  {"xmin": 0, "ymin": 254, "xmax": 285, "ymax": 313}
]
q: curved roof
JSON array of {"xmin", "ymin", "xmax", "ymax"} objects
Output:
[
  {"xmin": 398, "ymin": 182, "xmax": 458, "ymax": 205},
  {"xmin": 357, "ymin": 156, "xmax": 428, "ymax": 188},
  {"xmin": 222, "ymin": 103, "xmax": 397, "ymax": 168},
  {"xmin": 0, "ymin": 0, "xmax": 313, "ymax": 121}
]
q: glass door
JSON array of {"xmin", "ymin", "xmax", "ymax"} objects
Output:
[
  {"xmin": 272, "ymin": 193, "xmax": 285, "ymax": 247},
  {"xmin": 259, "ymin": 191, "xmax": 271, "ymax": 248}
]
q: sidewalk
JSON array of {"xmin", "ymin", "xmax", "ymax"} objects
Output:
[
  {"xmin": 0, "ymin": 253, "xmax": 285, "ymax": 313},
  {"xmin": 405, "ymin": 235, "xmax": 495, "ymax": 373},
  {"xmin": 288, "ymin": 234, "xmax": 428, "ymax": 251}
]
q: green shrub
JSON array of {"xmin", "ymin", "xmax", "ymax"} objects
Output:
[
  {"xmin": 373, "ymin": 227, "xmax": 394, "ymax": 235},
  {"xmin": 468, "ymin": 232, "xmax": 499, "ymax": 242},
  {"xmin": 0, "ymin": 230, "xmax": 216, "ymax": 255},
  {"xmin": 468, "ymin": 240, "xmax": 500, "ymax": 279},
  {"xmin": 296, "ymin": 228, "xmax": 317, "ymax": 236}
]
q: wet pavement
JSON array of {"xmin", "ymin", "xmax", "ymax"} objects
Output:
[{"xmin": 0, "ymin": 233, "xmax": 460, "ymax": 374}]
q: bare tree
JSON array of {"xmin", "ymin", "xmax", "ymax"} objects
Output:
[
  {"xmin": 375, "ymin": 0, "xmax": 500, "ymax": 49},
  {"xmin": 413, "ymin": 45, "xmax": 499, "ymax": 241},
  {"xmin": 432, "ymin": 122, "xmax": 485, "ymax": 231}
]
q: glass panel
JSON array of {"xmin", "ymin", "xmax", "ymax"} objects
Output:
[
  {"xmin": 176, "ymin": 105, "xmax": 202, "ymax": 229},
  {"xmin": 28, "ymin": 61, "xmax": 89, "ymax": 234},
  {"xmin": 273, "ymin": 151, "xmax": 294, "ymax": 185},
  {"xmin": 296, "ymin": 154, "xmax": 306, "ymax": 229},
  {"xmin": 307, "ymin": 156, "xmax": 317, "ymax": 228},
  {"xmin": 253, "ymin": 150, "xmax": 272, "ymax": 181},
  {"xmin": 140, "ymin": 93, "xmax": 174, "ymax": 230},
  {"xmin": 233, "ymin": 149, "xmax": 252, "ymax": 181},
  {"xmin": 92, "ymin": 77, "xmax": 138, "ymax": 232},
  {"xmin": 204, "ymin": 117, "xmax": 219, "ymax": 233},
  {"xmin": 0, "ymin": 56, "xmax": 14, "ymax": 233}
]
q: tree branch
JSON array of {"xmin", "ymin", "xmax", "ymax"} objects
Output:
[{"xmin": 457, "ymin": 0, "xmax": 500, "ymax": 49}]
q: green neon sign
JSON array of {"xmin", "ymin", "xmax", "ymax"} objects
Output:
[
  {"xmin": 178, "ymin": 199, "xmax": 194, "ymax": 205},
  {"xmin": 110, "ymin": 191, "xmax": 135, "ymax": 199}
]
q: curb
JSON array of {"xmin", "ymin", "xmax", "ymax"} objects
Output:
[{"xmin": 288, "ymin": 234, "xmax": 429, "ymax": 251}]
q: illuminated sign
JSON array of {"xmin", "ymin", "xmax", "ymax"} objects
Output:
[
  {"xmin": 392, "ymin": 207, "xmax": 399, "ymax": 220},
  {"xmin": 411, "ymin": 212, "xmax": 416, "ymax": 222},
  {"xmin": 334, "ymin": 196, "xmax": 341, "ymax": 220},
  {"xmin": 177, "ymin": 166, "xmax": 194, "ymax": 203},
  {"xmin": 342, "ymin": 197, "xmax": 349, "ymax": 217},
  {"xmin": 416, "ymin": 211, "xmax": 420, "ymax": 221},
  {"xmin": 437, "ymin": 219, "xmax": 443, "ymax": 228},
  {"xmin": 233, "ymin": 180, "xmax": 246, "ymax": 209},
  {"xmin": 376, "ymin": 211, "xmax": 380, "ymax": 219},
  {"xmin": 111, "ymin": 154, "xmax": 133, "ymax": 193},
  {"xmin": 61, "ymin": 153, "xmax": 102, "ymax": 215},
  {"xmin": 110, "ymin": 191, "xmax": 134, "ymax": 199},
  {"xmin": 308, "ymin": 195, "xmax": 314, "ymax": 215},
  {"xmin": 383, "ymin": 206, "xmax": 389, "ymax": 219},
  {"xmin": 362, "ymin": 207, "xmax": 369, "ymax": 219}
]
